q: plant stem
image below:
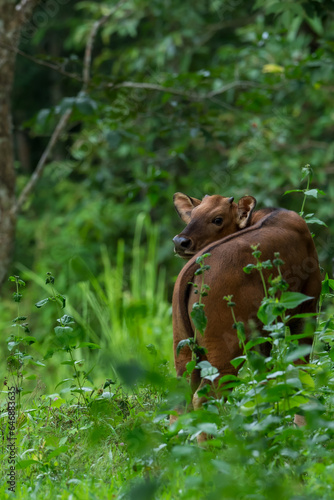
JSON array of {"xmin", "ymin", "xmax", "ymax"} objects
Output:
[
  {"xmin": 258, "ymin": 269, "xmax": 268, "ymax": 299},
  {"xmin": 69, "ymin": 349, "xmax": 86, "ymax": 405},
  {"xmin": 300, "ymin": 175, "xmax": 310, "ymax": 216}
]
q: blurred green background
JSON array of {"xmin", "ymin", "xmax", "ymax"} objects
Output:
[{"xmin": 1, "ymin": 0, "xmax": 333, "ymax": 391}]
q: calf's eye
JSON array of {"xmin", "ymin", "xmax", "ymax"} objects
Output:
[{"xmin": 212, "ymin": 217, "xmax": 223, "ymax": 226}]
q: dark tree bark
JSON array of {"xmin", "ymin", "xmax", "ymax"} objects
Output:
[{"xmin": 0, "ymin": 0, "xmax": 37, "ymax": 287}]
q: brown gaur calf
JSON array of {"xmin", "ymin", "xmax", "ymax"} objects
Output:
[{"xmin": 172, "ymin": 193, "xmax": 322, "ymax": 423}]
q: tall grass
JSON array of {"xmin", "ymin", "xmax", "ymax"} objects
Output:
[{"xmin": 14, "ymin": 213, "xmax": 173, "ymax": 389}]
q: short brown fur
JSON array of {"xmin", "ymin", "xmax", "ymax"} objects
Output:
[{"xmin": 172, "ymin": 194, "xmax": 322, "ymax": 417}]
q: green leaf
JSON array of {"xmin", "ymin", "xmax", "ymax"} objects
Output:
[
  {"xmin": 303, "ymin": 214, "xmax": 327, "ymax": 226},
  {"xmin": 218, "ymin": 374, "xmax": 240, "ymax": 383},
  {"xmin": 176, "ymin": 338, "xmax": 193, "ymax": 356},
  {"xmin": 56, "ymin": 294, "xmax": 66, "ymax": 308},
  {"xmin": 299, "ymin": 371, "xmax": 315, "ymax": 389},
  {"xmin": 35, "ymin": 298, "xmax": 50, "ymax": 308},
  {"xmin": 172, "ymin": 445, "xmax": 198, "ymax": 458},
  {"xmin": 284, "ymin": 189, "xmax": 304, "ymax": 195},
  {"xmin": 191, "ymin": 303, "xmax": 207, "ymax": 334},
  {"xmin": 77, "ymin": 342, "xmax": 101, "ymax": 350},
  {"xmin": 146, "ymin": 343, "xmax": 157, "ymax": 355},
  {"xmin": 54, "ymin": 326, "xmax": 73, "ymax": 337},
  {"xmin": 59, "ymin": 314, "xmax": 74, "ymax": 325},
  {"xmin": 55, "ymin": 378, "xmax": 74, "ymax": 389},
  {"xmin": 321, "ymin": 274, "xmax": 334, "ymax": 295},
  {"xmin": 75, "ymin": 95, "xmax": 98, "ymax": 115},
  {"xmin": 235, "ymin": 321, "xmax": 246, "ymax": 344},
  {"xmin": 28, "ymin": 360, "xmax": 46, "ymax": 367},
  {"xmin": 280, "ymin": 292, "xmax": 313, "ymax": 309},
  {"xmin": 47, "ymin": 445, "xmax": 69, "ymax": 460},
  {"xmin": 289, "ymin": 312, "xmax": 318, "ymax": 320},
  {"xmin": 51, "ymin": 397, "xmax": 66, "ymax": 408},
  {"xmin": 285, "ymin": 345, "xmax": 312, "ymax": 362},
  {"xmin": 230, "ymin": 355, "xmax": 246, "ymax": 368},
  {"xmin": 245, "ymin": 337, "xmax": 270, "ymax": 350},
  {"xmin": 197, "ymin": 360, "xmax": 219, "ymax": 380},
  {"xmin": 196, "ymin": 422, "xmax": 218, "ymax": 436},
  {"xmin": 13, "ymin": 293, "xmax": 22, "ymax": 303},
  {"xmin": 329, "ymin": 347, "xmax": 334, "ymax": 362},
  {"xmin": 58, "ymin": 96, "xmax": 75, "ymax": 114},
  {"xmin": 243, "ymin": 264, "xmax": 255, "ymax": 274},
  {"xmin": 36, "ymin": 108, "xmax": 52, "ymax": 129},
  {"xmin": 186, "ymin": 360, "xmax": 196, "ymax": 374},
  {"xmin": 304, "ymin": 189, "xmax": 325, "ymax": 198},
  {"xmin": 16, "ymin": 459, "xmax": 41, "ymax": 470},
  {"xmin": 257, "ymin": 300, "xmax": 277, "ymax": 325},
  {"xmin": 12, "ymin": 316, "xmax": 27, "ymax": 322},
  {"xmin": 22, "ymin": 336, "xmax": 37, "ymax": 344}
]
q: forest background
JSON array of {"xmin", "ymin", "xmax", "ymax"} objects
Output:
[
  {"xmin": 1, "ymin": 0, "xmax": 333, "ymax": 373},
  {"xmin": 1, "ymin": 0, "xmax": 334, "ymax": 498}
]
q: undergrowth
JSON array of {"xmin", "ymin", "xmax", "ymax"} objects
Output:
[{"xmin": 1, "ymin": 171, "xmax": 334, "ymax": 499}]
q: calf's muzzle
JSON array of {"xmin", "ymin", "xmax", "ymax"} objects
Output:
[{"xmin": 173, "ymin": 235, "xmax": 193, "ymax": 256}]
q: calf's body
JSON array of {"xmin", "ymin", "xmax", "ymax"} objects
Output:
[{"xmin": 172, "ymin": 202, "xmax": 321, "ymax": 411}]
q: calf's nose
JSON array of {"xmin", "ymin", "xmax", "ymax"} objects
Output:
[{"xmin": 173, "ymin": 235, "xmax": 192, "ymax": 252}]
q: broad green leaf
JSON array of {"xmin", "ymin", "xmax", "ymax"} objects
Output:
[
  {"xmin": 75, "ymin": 95, "xmax": 98, "ymax": 115},
  {"xmin": 303, "ymin": 214, "xmax": 327, "ymax": 226},
  {"xmin": 299, "ymin": 371, "xmax": 315, "ymax": 389},
  {"xmin": 257, "ymin": 300, "xmax": 278, "ymax": 325},
  {"xmin": 280, "ymin": 292, "xmax": 312, "ymax": 309},
  {"xmin": 197, "ymin": 360, "xmax": 219, "ymax": 380},
  {"xmin": 304, "ymin": 189, "xmax": 325, "ymax": 198},
  {"xmin": 186, "ymin": 360, "xmax": 196, "ymax": 374},
  {"xmin": 47, "ymin": 445, "xmax": 69, "ymax": 460},
  {"xmin": 197, "ymin": 422, "xmax": 218, "ymax": 435},
  {"xmin": 22, "ymin": 336, "xmax": 37, "ymax": 344},
  {"xmin": 230, "ymin": 355, "xmax": 246, "ymax": 368},
  {"xmin": 191, "ymin": 303, "xmax": 207, "ymax": 334},
  {"xmin": 28, "ymin": 360, "xmax": 46, "ymax": 367},
  {"xmin": 16, "ymin": 460, "xmax": 41, "ymax": 470},
  {"xmin": 245, "ymin": 337, "xmax": 270, "ymax": 350},
  {"xmin": 54, "ymin": 326, "xmax": 73, "ymax": 337},
  {"xmin": 204, "ymin": 373, "xmax": 220, "ymax": 382},
  {"xmin": 285, "ymin": 345, "xmax": 312, "ymax": 362}
]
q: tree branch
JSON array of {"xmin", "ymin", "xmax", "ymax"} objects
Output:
[
  {"xmin": 15, "ymin": 0, "xmax": 127, "ymax": 214},
  {"xmin": 107, "ymin": 80, "xmax": 265, "ymax": 101},
  {"xmin": 13, "ymin": 109, "xmax": 72, "ymax": 215},
  {"xmin": 0, "ymin": 41, "xmax": 83, "ymax": 82},
  {"xmin": 83, "ymin": 0, "xmax": 127, "ymax": 90}
]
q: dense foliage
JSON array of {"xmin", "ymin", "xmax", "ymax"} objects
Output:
[
  {"xmin": 11, "ymin": 0, "xmax": 334, "ymax": 282},
  {"xmin": 1, "ymin": 0, "xmax": 334, "ymax": 498}
]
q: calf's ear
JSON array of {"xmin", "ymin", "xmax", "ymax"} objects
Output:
[
  {"xmin": 237, "ymin": 196, "xmax": 256, "ymax": 228},
  {"xmin": 173, "ymin": 192, "xmax": 201, "ymax": 223}
]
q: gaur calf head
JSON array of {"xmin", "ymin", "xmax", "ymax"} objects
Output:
[{"xmin": 173, "ymin": 193, "xmax": 256, "ymax": 258}]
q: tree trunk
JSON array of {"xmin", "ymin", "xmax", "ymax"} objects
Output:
[{"xmin": 0, "ymin": 0, "xmax": 37, "ymax": 288}]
